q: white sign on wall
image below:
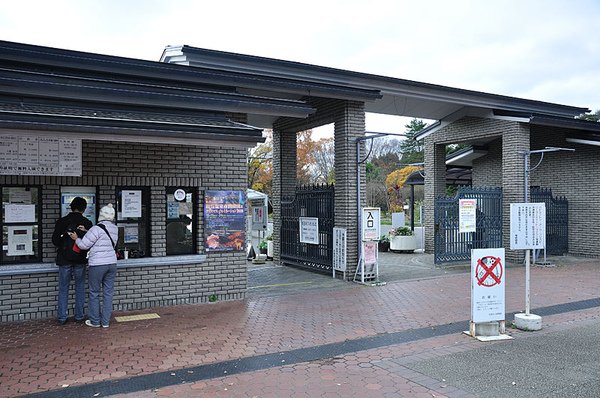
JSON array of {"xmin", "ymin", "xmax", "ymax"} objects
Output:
[
  {"xmin": 122, "ymin": 190, "xmax": 142, "ymax": 218},
  {"xmin": 299, "ymin": 217, "xmax": 319, "ymax": 244},
  {"xmin": 459, "ymin": 199, "xmax": 477, "ymax": 233},
  {"xmin": 0, "ymin": 135, "xmax": 82, "ymax": 176},
  {"xmin": 362, "ymin": 207, "xmax": 381, "ymax": 241},
  {"xmin": 471, "ymin": 248, "xmax": 506, "ymax": 323},
  {"xmin": 333, "ymin": 227, "xmax": 347, "ymax": 272},
  {"xmin": 510, "ymin": 203, "xmax": 546, "ymax": 250}
]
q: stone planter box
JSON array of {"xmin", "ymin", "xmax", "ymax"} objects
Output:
[{"xmin": 390, "ymin": 235, "xmax": 417, "ymax": 252}]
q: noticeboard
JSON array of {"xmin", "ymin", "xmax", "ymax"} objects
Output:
[
  {"xmin": 510, "ymin": 203, "xmax": 546, "ymax": 250},
  {"xmin": 333, "ymin": 227, "xmax": 347, "ymax": 272},
  {"xmin": 459, "ymin": 199, "xmax": 477, "ymax": 233},
  {"xmin": 299, "ymin": 217, "xmax": 319, "ymax": 244}
]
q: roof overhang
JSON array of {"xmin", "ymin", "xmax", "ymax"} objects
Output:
[{"xmin": 164, "ymin": 45, "xmax": 590, "ymax": 124}]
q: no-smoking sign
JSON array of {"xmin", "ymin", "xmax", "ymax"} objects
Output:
[
  {"xmin": 471, "ymin": 248, "xmax": 505, "ymax": 323},
  {"xmin": 475, "ymin": 255, "xmax": 503, "ymax": 287}
]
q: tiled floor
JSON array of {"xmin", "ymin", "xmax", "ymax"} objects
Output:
[{"xmin": 1, "ymin": 255, "xmax": 599, "ymax": 397}]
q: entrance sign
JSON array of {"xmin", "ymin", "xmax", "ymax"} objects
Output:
[
  {"xmin": 333, "ymin": 227, "xmax": 347, "ymax": 273},
  {"xmin": 0, "ymin": 134, "xmax": 81, "ymax": 176},
  {"xmin": 299, "ymin": 217, "xmax": 319, "ymax": 244},
  {"xmin": 510, "ymin": 203, "xmax": 546, "ymax": 250},
  {"xmin": 471, "ymin": 248, "xmax": 505, "ymax": 323},
  {"xmin": 459, "ymin": 199, "xmax": 477, "ymax": 233},
  {"xmin": 361, "ymin": 207, "xmax": 380, "ymax": 241}
]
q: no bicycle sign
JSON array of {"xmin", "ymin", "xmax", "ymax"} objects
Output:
[{"xmin": 471, "ymin": 248, "xmax": 505, "ymax": 323}]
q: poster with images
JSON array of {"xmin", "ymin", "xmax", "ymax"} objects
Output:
[{"xmin": 204, "ymin": 191, "xmax": 246, "ymax": 251}]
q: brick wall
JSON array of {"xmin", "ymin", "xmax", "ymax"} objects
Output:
[
  {"xmin": 0, "ymin": 139, "xmax": 248, "ymax": 322},
  {"xmin": 529, "ymin": 126, "xmax": 600, "ymax": 257}
]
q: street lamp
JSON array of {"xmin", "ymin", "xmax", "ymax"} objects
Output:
[
  {"xmin": 519, "ymin": 146, "xmax": 574, "ymax": 326},
  {"xmin": 523, "ymin": 147, "xmax": 575, "ymax": 203}
]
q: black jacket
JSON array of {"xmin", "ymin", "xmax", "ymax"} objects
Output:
[{"xmin": 52, "ymin": 212, "xmax": 93, "ymax": 265}]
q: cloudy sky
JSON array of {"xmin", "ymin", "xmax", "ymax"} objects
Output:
[{"xmin": 1, "ymin": 0, "xmax": 598, "ymax": 133}]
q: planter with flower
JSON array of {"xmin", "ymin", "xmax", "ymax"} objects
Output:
[
  {"xmin": 258, "ymin": 239, "xmax": 268, "ymax": 255},
  {"xmin": 389, "ymin": 226, "xmax": 416, "ymax": 252},
  {"xmin": 378, "ymin": 234, "xmax": 390, "ymax": 252}
]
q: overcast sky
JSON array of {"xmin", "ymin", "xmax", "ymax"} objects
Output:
[{"xmin": 1, "ymin": 0, "xmax": 598, "ymax": 134}]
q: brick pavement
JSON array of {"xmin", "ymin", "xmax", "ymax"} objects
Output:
[{"xmin": 0, "ymin": 259, "xmax": 599, "ymax": 397}]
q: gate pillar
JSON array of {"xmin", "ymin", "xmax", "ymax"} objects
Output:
[
  {"xmin": 502, "ymin": 124, "xmax": 529, "ymax": 262},
  {"xmin": 424, "ymin": 140, "xmax": 447, "ymax": 253},
  {"xmin": 333, "ymin": 101, "xmax": 365, "ymax": 278},
  {"xmin": 272, "ymin": 129, "xmax": 297, "ymax": 262}
]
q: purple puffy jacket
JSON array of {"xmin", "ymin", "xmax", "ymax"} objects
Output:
[{"xmin": 75, "ymin": 221, "xmax": 118, "ymax": 266}]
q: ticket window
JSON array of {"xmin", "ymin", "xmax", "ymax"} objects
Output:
[
  {"xmin": 116, "ymin": 188, "xmax": 149, "ymax": 259},
  {"xmin": 166, "ymin": 187, "xmax": 196, "ymax": 255},
  {"xmin": 1, "ymin": 186, "xmax": 41, "ymax": 264}
]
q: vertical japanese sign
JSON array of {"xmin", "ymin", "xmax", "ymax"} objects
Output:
[
  {"xmin": 459, "ymin": 199, "xmax": 477, "ymax": 233},
  {"xmin": 471, "ymin": 248, "xmax": 505, "ymax": 323},
  {"xmin": 362, "ymin": 207, "xmax": 381, "ymax": 241},
  {"xmin": 510, "ymin": 203, "xmax": 546, "ymax": 250},
  {"xmin": 333, "ymin": 227, "xmax": 347, "ymax": 272},
  {"xmin": 299, "ymin": 217, "xmax": 319, "ymax": 244},
  {"xmin": 204, "ymin": 191, "xmax": 246, "ymax": 251}
]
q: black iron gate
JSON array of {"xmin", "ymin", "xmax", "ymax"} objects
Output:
[
  {"xmin": 280, "ymin": 184, "xmax": 334, "ymax": 273},
  {"xmin": 531, "ymin": 188, "xmax": 568, "ymax": 255},
  {"xmin": 434, "ymin": 187, "xmax": 503, "ymax": 264}
]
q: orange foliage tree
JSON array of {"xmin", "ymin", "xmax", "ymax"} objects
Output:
[{"xmin": 385, "ymin": 166, "xmax": 422, "ymax": 212}]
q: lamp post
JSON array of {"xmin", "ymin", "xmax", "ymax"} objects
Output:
[{"xmin": 519, "ymin": 146, "xmax": 574, "ymax": 322}]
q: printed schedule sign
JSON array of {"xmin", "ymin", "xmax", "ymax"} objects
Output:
[
  {"xmin": 0, "ymin": 135, "xmax": 81, "ymax": 176},
  {"xmin": 459, "ymin": 199, "xmax": 477, "ymax": 233},
  {"xmin": 510, "ymin": 203, "xmax": 546, "ymax": 250},
  {"xmin": 471, "ymin": 248, "xmax": 505, "ymax": 323},
  {"xmin": 299, "ymin": 217, "xmax": 319, "ymax": 244}
]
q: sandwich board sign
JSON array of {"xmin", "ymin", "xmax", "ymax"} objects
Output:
[
  {"xmin": 471, "ymin": 248, "xmax": 505, "ymax": 323},
  {"xmin": 361, "ymin": 207, "xmax": 380, "ymax": 241}
]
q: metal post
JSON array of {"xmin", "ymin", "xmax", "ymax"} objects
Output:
[
  {"xmin": 410, "ymin": 184, "xmax": 415, "ymax": 231},
  {"xmin": 525, "ymin": 248, "xmax": 530, "ymax": 315}
]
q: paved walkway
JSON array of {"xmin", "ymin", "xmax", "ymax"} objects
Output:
[{"xmin": 0, "ymin": 253, "xmax": 599, "ymax": 397}]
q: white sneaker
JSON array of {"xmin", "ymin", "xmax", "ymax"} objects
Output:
[
  {"xmin": 102, "ymin": 324, "xmax": 109, "ymax": 328},
  {"xmin": 85, "ymin": 320, "xmax": 100, "ymax": 328}
]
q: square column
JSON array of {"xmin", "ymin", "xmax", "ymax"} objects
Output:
[
  {"xmin": 272, "ymin": 130, "xmax": 297, "ymax": 262},
  {"xmin": 502, "ymin": 123, "xmax": 530, "ymax": 262},
  {"xmin": 333, "ymin": 101, "xmax": 365, "ymax": 278},
  {"xmin": 424, "ymin": 138, "xmax": 447, "ymax": 253}
]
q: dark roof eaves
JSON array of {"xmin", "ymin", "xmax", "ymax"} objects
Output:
[{"xmin": 180, "ymin": 45, "xmax": 589, "ymax": 117}]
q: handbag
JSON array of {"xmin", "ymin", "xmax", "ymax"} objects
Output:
[{"xmin": 97, "ymin": 224, "xmax": 122, "ymax": 259}]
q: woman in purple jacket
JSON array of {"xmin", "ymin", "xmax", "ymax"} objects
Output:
[{"xmin": 68, "ymin": 204, "xmax": 118, "ymax": 328}]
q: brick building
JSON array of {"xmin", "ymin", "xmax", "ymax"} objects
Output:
[{"xmin": 1, "ymin": 40, "xmax": 598, "ymax": 322}]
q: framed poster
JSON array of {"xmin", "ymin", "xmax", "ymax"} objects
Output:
[{"xmin": 204, "ymin": 190, "xmax": 246, "ymax": 251}]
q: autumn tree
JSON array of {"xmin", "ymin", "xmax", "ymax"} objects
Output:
[
  {"xmin": 385, "ymin": 165, "xmax": 422, "ymax": 212},
  {"xmin": 248, "ymin": 131, "xmax": 273, "ymax": 196}
]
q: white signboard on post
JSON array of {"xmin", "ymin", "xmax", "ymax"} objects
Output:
[
  {"xmin": 362, "ymin": 207, "xmax": 380, "ymax": 241},
  {"xmin": 299, "ymin": 217, "xmax": 319, "ymax": 244},
  {"xmin": 333, "ymin": 227, "xmax": 347, "ymax": 273},
  {"xmin": 459, "ymin": 199, "xmax": 477, "ymax": 233},
  {"xmin": 471, "ymin": 248, "xmax": 506, "ymax": 323},
  {"xmin": 510, "ymin": 203, "xmax": 546, "ymax": 250}
]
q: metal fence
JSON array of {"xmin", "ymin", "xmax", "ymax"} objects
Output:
[
  {"xmin": 280, "ymin": 184, "xmax": 334, "ymax": 273},
  {"xmin": 530, "ymin": 188, "xmax": 568, "ymax": 255},
  {"xmin": 434, "ymin": 187, "xmax": 503, "ymax": 264}
]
